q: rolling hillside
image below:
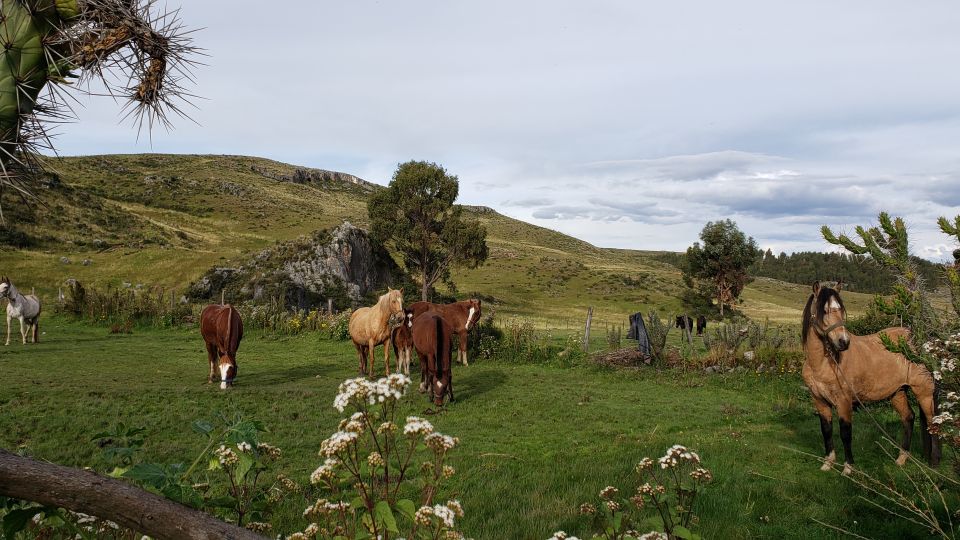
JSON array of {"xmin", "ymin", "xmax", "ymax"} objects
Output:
[{"xmin": 0, "ymin": 154, "xmax": 875, "ymax": 327}]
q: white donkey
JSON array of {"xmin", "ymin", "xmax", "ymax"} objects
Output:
[{"xmin": 1, "ymin": 276, "xmax": 41, "ymax": 345}]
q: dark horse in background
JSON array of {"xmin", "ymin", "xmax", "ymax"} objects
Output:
[
  {"xmin": 675, "ymin": 315, "xmax": 693, "ymax": 331},
  {"xmin": 696, "ymin": 315, "xmax": 707, "ymax": 336},
  {"xmin": 201, "ymin": 304, "xmax": 244, "ymax": 389},
  {"xmin": 411, "ymin": 310, "xmax": 454, "ymax": 406},
  {"xmin": 801, "ymin": 281, "xmax": 940, "ymax": 475},
  {"xmin": 410, "ymin": 299, "xmax": 482, "ymax": 366}
]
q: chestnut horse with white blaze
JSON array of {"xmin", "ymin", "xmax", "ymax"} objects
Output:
[
  {"xmin": 411, "ymin": 311, "xmax": 454, "ymax": 406},
  {"xmin": 349, "ymin": 288, "xmax": 404, "ymax": 377},
  {"xmin": 200, "ymin": 304, "xmax": 243, "ymax": 389},
  {"xmin": 802, "ymin": 280, "xmax": 940, "ymax": 475},
  {"xmin": 409, "ymin": 299, "xmax": 481, "ymax": 366},
  {"xmin": 1, "ymin": 277, "xmax": 41, "ymax": 346}
]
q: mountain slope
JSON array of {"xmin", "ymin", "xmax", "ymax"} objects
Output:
[{"xmin": 0, "ymin": 154, "xmax": 874, "ymax": 326}]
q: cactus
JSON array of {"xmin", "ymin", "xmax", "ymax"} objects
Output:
[
  {"xmin": 0, "ymin": 0, "xmax": 196, "ymax": 218},
  {"xmin": 938, "ymin": 215, "xmax": 960, "ymax": 318},
  {"xmin": 823, "ymin": 212, "xmax": 939, "ymax": 345}
]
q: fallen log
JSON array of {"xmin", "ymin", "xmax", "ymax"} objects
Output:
[{"xmin": 0, "ymin": 449, "xmax": 263, "ymax": 540}]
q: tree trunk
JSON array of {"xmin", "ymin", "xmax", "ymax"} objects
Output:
[
  {"xmin": 0, "ymin": 449, "xmax": 264, "ymax": 540},
  {"xmin": 421, "ymin": 268, "xmax": 429, "ymax": 301}
]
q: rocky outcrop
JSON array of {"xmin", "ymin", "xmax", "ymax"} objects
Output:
[
  {"xmin": 188, "ymin": 222, "xmax": 399, "ymax": 309},
  {"xmin": 250, "ymin": 165, "xmax": 378, "ymax": 193}
]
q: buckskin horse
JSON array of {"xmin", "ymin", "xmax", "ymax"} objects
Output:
[
  {"xmin": 409, "ymin": 299, "xmax": 481, "ymax": 366},
  {"xmin": 1, "ymin": 277, "xmax": 41, "ymax": 346},
  {"xmin": 411, "ymin": 310, "xmax": 454, "ymax": 406},
  {"xmin": 349, "ymin": 288, "xmax": 404, "ymax": 377},
  {"xmin": 391, "ymin": 309, "xmax": 415, "ymax": 375},
  {"xmin": 200, "ymin": 304, "xmax": 244, "ymax": 389},
  {"xmin": 802, "ymin": 281, "xmax": 940, "ymax": 475}
]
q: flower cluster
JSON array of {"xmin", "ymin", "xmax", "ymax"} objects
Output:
[
  {"xmin": 214, "ymin": 444, "xmax": 239, "ymax": 466},
  {"xmin": 404, "ymin": 416, "xmax": 434, "ymax": 436},
  {"xmin": 547, "ymin": 532, "xmax": 582, "ymax": 540},
  {"xmin": 333, "ymin": 374, "xmax": 410, "ymax": 412},
  {"xmin": 657, "ymin": 444, "xmax": 700, "ymax": 469},
  {"xmin": 570, "ymin": 444, "xmax": 712, "ymax": 540},
  {"xmin": 318, "ymin": 430, "xmax": 359, "ymax": 457},
  {"xmin": 310, "ymin": 458, "xmax": 340, "ymax": 485},
  {"xmin": 923, "ymin": 332, "xmax": 960, "ymax": 447},
  {"xmin": 425, "ymin": 433, "xmax": 460, "ymax": 453}
]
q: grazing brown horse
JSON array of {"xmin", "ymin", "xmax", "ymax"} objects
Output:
[
  {"xmin": 200, "ymin": 304, "xmax": 244, "ymax": 390},
  {"xmin": 391, "ymin": 309, "xmax": 415, "ymax": 375},
  {"xmin": 802, "ymin": 281, "xmax": 940, "ymax": 475},
  {"xmin": 411, "ymin": 311, "xmax": 454, "ymax": 406},
  {"xmin": 349, "ymin": 288, "xmax": 404, "ymax": 377},
  {"xmin": 409, "ymin": 299, "xmax": 481, "ymax": 366}
]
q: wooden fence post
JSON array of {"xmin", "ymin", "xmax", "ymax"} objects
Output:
[
  {"xmin": 327, "ymin": 298, "xmax": 333, "ymax": 314},
  {"xmin": 583, "ymin": 307, "xmax": 593, "ymax": 352}
]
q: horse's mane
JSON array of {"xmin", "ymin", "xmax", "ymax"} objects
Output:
[{"xmin": 801, "ymin": 286, "xmax": 845, "ymax": 344}]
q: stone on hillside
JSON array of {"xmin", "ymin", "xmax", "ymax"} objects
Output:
[
  {"xmin": 188, "ymin": 221, "xmax": 398, "ymax": 309},
  {"xmin": 59, "ymin": 256, "xmax": 70, "ymax": 264},
  {"xmin": 82, "ymin": 259, "xmax": 92, "ymax": 266},
  {"xmin": 743, "ymin": 350, "xmax": 755, "ymax": 362}
]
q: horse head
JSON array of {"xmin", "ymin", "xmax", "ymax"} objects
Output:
[
  {"xmin": 0, "ymin": 277, "xmax": 8, "ymax": 298},
  {"xmin": 218, "ymin": 354, "xmax": 237, "ymax": 389},
  {"xmin": 465, "ymin": 299, "xmax": 482, "ymax": 330},
  {"xmin": 809, "ymin": 280, "xmax": 850, "ymax": 352}
]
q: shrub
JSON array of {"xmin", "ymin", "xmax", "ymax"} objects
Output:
[
  {"xmin": 557, "ymin": 445, "xmax": 713, "ymax": 540},
  {"xmin": 295, "ymin": 374, "xmax": 466, "ymax": 539}
]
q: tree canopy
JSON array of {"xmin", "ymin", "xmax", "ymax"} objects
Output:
[
  {"xmin": 684, "ymin": 219, "xmax": 758, "ymax": 315},
  {"xmin": 368, "ymin": 160, "xmax": 488, "ymax": 301}
]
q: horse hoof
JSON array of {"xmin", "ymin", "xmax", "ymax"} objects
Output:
[{"xmin": 842, "ymin": 463, "xmax": 853, "ymax": 476}]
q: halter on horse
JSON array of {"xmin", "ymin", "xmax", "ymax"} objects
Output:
[
  {"xmin": 801, "ymin": 280, "xmax": 940, "ymax": 474},
  {"xmin": 1, "ymin": 277, "xmax": 41, "ymax": 346}
]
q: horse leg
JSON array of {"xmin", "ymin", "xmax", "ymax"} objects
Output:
[
  {"xmin": 890, "ymin": 390, "xmax": 915, "ymax": 466},
  {"xmin": 32, "ymin": 318, "xmax": 38, "ymax": 343},
  {"xmin": 814, "ymin": 398, "xmax": 836, "ymax": 472},
  {"xmin": 4, "ymin": 314, "xmax": 9, "ymax": 346},
  {"xmin": 353, "ymin": 342, "xmax": 365, "ymax": 375},
  {"xmin": 837, "ymin": 401, "xmax": 855, "ymax": 475},
  {"xmin": 383, "ymin": 338, "xmax": 391, "ymax": 376},
  {"xmin": 367, "ymin": 339, "xmax": 377, "ymax": 378},
  {"xmin": 206, "ymin": 343, "xmax": 218, "ymax": 383},
  {"xmin": 459, "ymin": 333, "xmax": 468, "ymax": 366},
  {"xmin": 916, "ymin": 387, "xmax": 942, "ymax": 467},
  {"xmin": 18, "ymin": 316, "xmax": 26, "ymax": 345}
]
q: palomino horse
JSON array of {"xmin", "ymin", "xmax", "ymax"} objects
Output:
[
  {"xmin": 1, "ymin": 277, "xmax": 41, "ymax": 346},
  {"xmin": 349, "ymin": 288, "xmax": 404, "ymax": 377},
  {"xmin": 200, "ymin": 304, "xmax": 244, "ymax": 389},
  {"xmin": 409, "ymin": 299, "xmax": 481, "ymax": 366},
  {"xmin": 411, "ymin": 310, "xmax": 454, "ymax": 406},
  {"xmin": 802, "ymin": 281, "xmax": 940, "ymax": 475},
  {"xmin": 391, "ymin": 309, "xmax": 415, "ymax": 375}
]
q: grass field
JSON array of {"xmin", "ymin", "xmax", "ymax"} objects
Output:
[{"xmin": 2, "ymin": 316, "xmax": 953, "ymax": 539}]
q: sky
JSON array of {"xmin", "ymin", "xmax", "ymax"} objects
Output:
[{"xmin": 51, "ymin": 1, "xmax": 960, "ymax": 260}]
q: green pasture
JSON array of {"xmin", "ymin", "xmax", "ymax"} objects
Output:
[{"xmin": 1, "ymin": 317, "xmax": 952, "ymax": 539}]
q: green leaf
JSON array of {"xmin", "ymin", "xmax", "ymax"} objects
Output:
[
  {"xmin": 395, "ymin": 498, "xmax": 416, "ymax": 521},
  {"xmin": 123, "ymin": 463, "xmax": 168, "ymax": 488},
  {"xmin": 233, "ymin": 453, "xmax": 254, "ymax": 484},
  {"xmin": 612, "ymin": 511, "xmax": 623, "ymax": 531},
  {"xmin": 191, "ymin": 420, "xmax": 214, "ymax": 436},
  {"xmin": 350, "ymin": 496, "xmax": 365, "ymax": 510},
  {"xmin": 673, "ymin": 525, "xmax": 697, "ymax": 539},
  {"xmin": 3, "ymin": 506, "xmax": 45, "ymax": 538},
  {"xmin": 374, "ymin": 500, "xmax": 399, "ymax": 533}
]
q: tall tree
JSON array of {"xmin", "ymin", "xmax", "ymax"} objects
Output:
[
  {"xmin": 368, "ymin": 161, "xmax": 488, "ymax": 301},
  {"xmin": 684, "ymin": 219, "xmax": 758, "ymax": 315}
]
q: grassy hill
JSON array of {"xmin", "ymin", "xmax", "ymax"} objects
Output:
[{"xmin": 0, "ymin": 154, "xmax": 874, "ymax": 328}]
